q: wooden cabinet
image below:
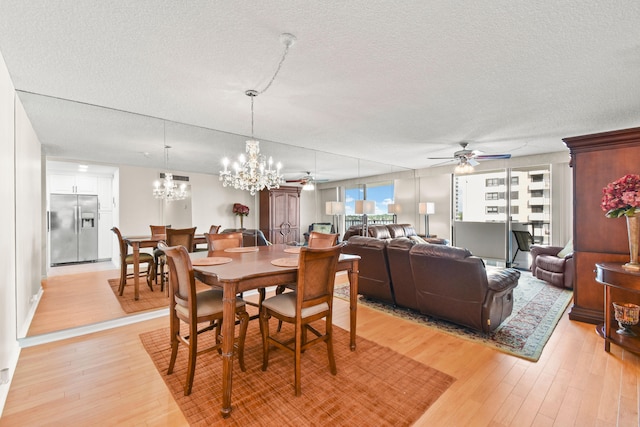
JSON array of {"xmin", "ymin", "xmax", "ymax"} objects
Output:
[
  {"xmin": 564, "ymin": 127, "xmax": 640, "ymax": 324},
  {"xmin": 259, "ymin": 186, "xmax": 301, "ymax": 244}
]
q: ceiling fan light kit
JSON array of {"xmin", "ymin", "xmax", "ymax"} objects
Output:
[{"xmin": 430, "ymin": 142, "xmax": 511, "ymax": 174}]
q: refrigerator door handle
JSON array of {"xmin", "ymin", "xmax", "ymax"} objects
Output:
[{"xmin": 77, "ymin": 205, "xmax": 82, "ymax": 234}]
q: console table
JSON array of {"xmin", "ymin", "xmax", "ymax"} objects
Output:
[{"xmin": 594, "ymin": 262, "xmax": 640, "ymax": 354}]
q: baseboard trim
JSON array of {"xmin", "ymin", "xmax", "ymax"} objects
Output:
[
  {"xmin": 568, "ymin": 304, "xmax": 603, "ymax": 325},
  {"xmin": 0, "ymin": 340, "xmax": 21, "ymax": 418},
  {"xmin": 18, "ymin": 308, "xmax": 169, "ymax": 348}
]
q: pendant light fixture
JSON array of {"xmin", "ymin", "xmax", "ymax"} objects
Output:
[{"xmin": 153, "ymin": 122, "xmax": 188, "ymax": 201}]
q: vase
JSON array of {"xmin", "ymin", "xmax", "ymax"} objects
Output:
[
  {"xmin": 240, "ymin": 215, "xmax": 244, "ymax": 230},
  {"xmin": 624, "ymin": 213, "xmax": 640, "ymax": 271}
]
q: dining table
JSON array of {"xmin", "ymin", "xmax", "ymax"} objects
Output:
[
  {"xmin": 122, "ymin": 233, "xmax": 207, "ymax": 300},
  {"xmin": 191, "ymin": 244, "xmax": 360, "ymax": 418}
]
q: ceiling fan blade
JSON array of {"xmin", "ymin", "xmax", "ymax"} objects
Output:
[
  {"xmin": 467, "ymin": 158, "xmax": 480, "ymax": 167},
  {"xmin": 475, "ymin": 154, "xmax": 511, "ymax": 160},
  {"xmin": 427, "ymin": 156, "xmax": 456, "ymax": 160}
]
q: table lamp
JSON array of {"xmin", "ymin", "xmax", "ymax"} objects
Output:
[{"xmin": 418, "ymin": 202, "xmax": 435, "ymax": 237}]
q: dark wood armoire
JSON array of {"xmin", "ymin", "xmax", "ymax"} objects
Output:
[
  {"xmin": 564, "ymin": 127, "xmax": 640, "ymax": 324},
  {"xmin": 259, "ymin": 186, "xmax": 301, "ymax": 244}
]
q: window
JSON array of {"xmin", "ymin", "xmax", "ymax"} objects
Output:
[
  {"xmin": 532, "ymin": 206, "xmax": 544, "ymax": 213},
  {"xmin": 345, "ymin": 182, "xmax": 395, "ymax": 227},
  {"xmin": 486, "ymin": 206, "xmax": 498, "ymax": 214},
  {"xmin": 486, "ymin": 192, "xmax": 499, "ymax": 200},
  {"xmin": 511, "ymin": 206, "xmax": 519, "ymax": 214},
  {"xmin": 511, "ymin": 191, "xmax": 519, "ymax": 200},
  {"xmin": 531, "ymin": 174, "xmax": 544, "ymax": 182},
  {"xmin": 486, "ymin": 178, "xmax": 505, "ymax": 187},
  {"xmin": 530, "ymin": 189, "xmax": 544, "ymax": 198},
  {"xmin": 511, "ymin": 176, "xmax": 519, "ymax": 186}
]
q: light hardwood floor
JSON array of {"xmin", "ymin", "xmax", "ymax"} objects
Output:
[{"xmin": 2, "ymin": 268, "xmax": 639, "ymax": 426}]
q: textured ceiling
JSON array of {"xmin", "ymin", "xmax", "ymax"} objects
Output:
[{"xmin": 1, "ymin": 1, "xmax": 639, "ymax": 181}]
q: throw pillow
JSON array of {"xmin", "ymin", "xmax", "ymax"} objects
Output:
[
  {"xmin": 409, "ymin": 235, "xmax": 428, "ymax": 244},
  {"xmin": 557, "ymin": 239, "xmax": 573, "ymax": 258}
]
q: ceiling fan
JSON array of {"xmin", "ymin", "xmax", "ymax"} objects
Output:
[
  {"xmin": 428, "ymin": 142, "xmax": 511, "ymax": 172},
  {"xmin": 285, "ymin": 171, "xmax": 329, "ymax": 190}
]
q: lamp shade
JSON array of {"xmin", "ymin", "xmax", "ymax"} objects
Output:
[
  {"xmin": 355, "ymin": 200, "xmax": 375, "ymax": 215},
  {"xmin": 419, "ymin": 202, "xmax": 435, "ymax": 215},
  {"xmin": 387, "ymin": 203, "xmax": 399, "ymax": 214},
  {"xmin": 325, "ymin": 201, "xmax": 345, "ymax": 215}
]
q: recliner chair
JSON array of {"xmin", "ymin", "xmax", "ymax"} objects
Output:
[{"xmin": 530, "ymin": 241, "xmax": 574, "ymax": 289}]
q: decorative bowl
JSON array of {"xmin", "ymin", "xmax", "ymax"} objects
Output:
[{"xmin": 612, "ymin": 302, "xmax": 640, "ymax": 336}]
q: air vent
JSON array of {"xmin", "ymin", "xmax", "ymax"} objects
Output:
[{"xmin": 159, "ymin": 173, "xmax": 189, "ymax": 182}]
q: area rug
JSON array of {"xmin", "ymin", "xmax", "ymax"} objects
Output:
[
  {"xmin": 107, "ymin": 277, "xmax": 169, "ymax": 313},
  {"xmin": 140, "ymin": 320, "xmax": 455, "ymax": 426},
  {"xmin": 335, "ymin": 271, "xmax": 573, "ymax": 362}
]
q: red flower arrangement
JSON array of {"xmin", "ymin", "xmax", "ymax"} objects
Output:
[
  {"xmin": 232, "ymin": 203, "xmax": 249, "ymax": 217},
  {"xmin": 601, "ymin": 174, "xmax": 640, "ymax": 218}
]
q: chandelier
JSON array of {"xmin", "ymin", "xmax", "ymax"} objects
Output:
[
  {"xmin": 219, "ymin": 33, "xmax": 296, "ymax": 196},
  {"xmin": 219, "ymin": 91, "xmax": 284, "ymax": 195},
  {"xmin": 153, "ymin": 124, "xmax": 188, "ymax": 201}
]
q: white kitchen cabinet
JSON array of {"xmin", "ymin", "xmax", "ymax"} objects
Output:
[{"xmin": 49, "ymin": 174, "xmax": 98, "ymax": 194}]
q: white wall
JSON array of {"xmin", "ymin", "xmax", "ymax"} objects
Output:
[
  {"xmin": 14, "ymin": 96, "xmax": 42, "ymax": 336},
  {"xmin": 0, "ymin": 50, "xmax": 18, "ymax": 414},
  {"xmin": 0, "ymin": 51, "xmax": 42, "ymax": 415}
]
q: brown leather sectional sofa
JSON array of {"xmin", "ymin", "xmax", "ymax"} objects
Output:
[
  {"xmin": 341, "ymin": 235, "xmax": 520, "ymax": 333},
  {"xmin": 343, "ymin": 223, "xmax": 448, "ymax": 244}
]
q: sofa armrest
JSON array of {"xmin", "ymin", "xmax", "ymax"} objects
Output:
[{"xmin": 487, "ymin": 268, "xmax": 520, "ymax": 293}]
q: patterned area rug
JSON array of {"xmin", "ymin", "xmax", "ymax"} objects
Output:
[
  {"xmin": 140, "ymin": 319, "xmax": 455, "ymax": 426},
  {"xmin": 335, "ymin": 271, "xmax": 573, "ymax": 361},
  {"xmin": 107, "ymin": 277, "xmax": 169, "ymax": 313},
  {"xmin": 107, "ymin": 277, "xmax": 210, "ymax": 313}
]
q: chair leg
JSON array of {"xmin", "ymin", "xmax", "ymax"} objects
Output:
[
  {"xmin": 326, "ymin": 318, "xmax": 337, "ymax": 375},
  {"xmin": 184, "ymin": 320, "xmax": 198, "ymax": 396},
  {"xmin": 237, "ymin": 310, "xmax": 249, "ymax": 372},
  {"xmin": 146, "ymin": 261, "xmax": 155, "ymax": 291},
  {"xmin": 118, "ymin": 264, "xmax": 127, "ymax": 296},
  {"xmin": 260, "ymin": 307, "xmax": 270, "ymax": 371},
  {"xmin": 167, "ymin": 312, "xmax": 179, "ymax": 375},
  {"xmin": 294, "ymin": 322, "xmax": 302, "ymax": 396},
  {"xmin": 275, "ymin": 285, "xmax": 286, "ymax": 332}
]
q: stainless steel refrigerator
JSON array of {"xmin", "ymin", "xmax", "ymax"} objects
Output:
[{"xmin": 50, "ymin": 194, "xmax": 99, "ymax": 265}]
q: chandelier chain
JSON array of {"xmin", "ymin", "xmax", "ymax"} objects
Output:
[{"xmin": 256, "ymin": 35, "xmax": 294, "ymax": 96}]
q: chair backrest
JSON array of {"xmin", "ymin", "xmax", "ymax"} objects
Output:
[
  {"xmin": 166, "ymin": 227, "xmax": 197, "ymax": 252},
  {"xmin": 150, "ymin": 225, "xmax": 168, "ymax": 238},
  {"xmin": 111, "ymin": 226, "xmax": 128, "ymax": 261},
  {"xmin": 296, "ymin": 245, "xmax": 342, "ymax": 312},
  {"xmin": 512, "ymin": 230, "xmax": 533, "ymax": 251},
  {"xmin": 206, "ymin": 231, "xmax": 243, "ymax": 251},
  {"xmin": 307, "ymin": 231, "xmax": 339, "ymax": 248},
  {"xmin": 158, "ymin": 242, "xmax": 195, "ymax": 312},
  {"xmin": 208, "ymin": 224, "xmax": 221, "ymax": 235},
  {"xmin": 308, "ymin": 222, "xmax": 335, "ymax": 234}
]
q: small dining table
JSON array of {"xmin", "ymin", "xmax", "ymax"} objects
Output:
[
  {"xmin": 122, "ymin": 233, "xmax": 207, "ymax": 300},
  {"xmin": 191, "ymin": 244, "xmax": 360, "ymax": 418}
]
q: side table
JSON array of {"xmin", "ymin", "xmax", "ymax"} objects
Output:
[{"xmin": 594, "ymin": 262, "xmax": 640, "ymax": 354}]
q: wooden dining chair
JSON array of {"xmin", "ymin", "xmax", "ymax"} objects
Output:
[
  {"xmin": 111, "ymin": 227, "xmax": 155, "ymax": 295},
  {"xmin": 159, "ymin": 242, "xmax": 249, "ymax": 396},
  {"xmin": 194, "ymin": 225, "xmax": 222, "ymax": 252},
  {"xmin": 205, "ymin": 231, "xmax": 243, "ymax": 251},
  {"xmin": 158, "ymin": 227, "xmax": 196, "ymax": 291},
  {"xmin": 205, "ymin": 231, "xmax": 266, "ymax": 312},
  {"xmin": 274, "ymin": 231, "xmax": 340, "ymax": 326},
  {"xmin": 259, "ymin": 245, "xmax": 342, "ymax": 396},
  {"xmin": 307, "ymin": 231, "xmax": 339, "ymax": 248},
  {"xmin": 150, "ymin": 225, "xmax": 169, "ymax": 285}
]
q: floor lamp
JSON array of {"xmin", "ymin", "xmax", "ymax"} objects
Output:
[
  {"xmin": 387, "ymin": 203, "xmax": 399, "ymax": 224},
  {"xmin": 325, "ymin": 201, "xmax": 345, "ymax": 236},
  {"xmin": 355, "ymin": 200, "xmax": 375, "ymax": 237},
  {"xmin": 419, "ymin": 202, "xmax": 435, "ymax": 237}
]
